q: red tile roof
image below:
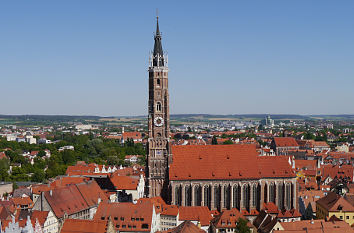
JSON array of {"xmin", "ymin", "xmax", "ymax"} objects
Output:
[
  {"xmin": 61, "ymin": 219, "xmax": 109, "ymax": 233},
  {"xmin": 294, "ymin": 160, "xmax": 317, "ymax": 171},
  {"xmin": 273, "ymin": 137, "xmax": 299, "ymax": 147},
  {"xmin": 212, "ymin": 208, "xmax": 246, "ymax": 228},
  {"xmin": 166, "ymin": 221, "xmax": 205, "ymax": 233},
  {"xmin": 31, "ymin": 210, "xmax": 49, "ymax": 227},
  {"xmin": 161, "ymin": 205, "xmax": 179, "ymax": 216},
  {"xmin": 278, "ymin": 219, "xmax": 354, "ymax": 232},
  {"xmin": 263, "ymin": 202, "xmax": 279, "ymax": 214},
  {"xmin": 320, "ymin": 164, "xmax": 353, "ymax": 181},
  {"xmin": 94, "ymin": 202, "xmax": 154, "ymax": 232},
  {"xmin": 11, "ymin": 197, "xmax": 33, "ymax": 209},
  {"xmin": 109, "ymin": 174, "xmax": 139, "ymax": 190},
  {"xmin": 138, "ymin": 197, "xmax": 166, "ymax": 214},
  {"xmin": 44, "ymin": 185, "xmax": 89, "ymax": 218},
  {"xmin": 316, "ymin": 192, "xmax": 354, "ymax": 212},
  {"xmin": 170, "ymin": 145, "xmax": 295, "ymax": 180},
  {"xmin": 50, "ymin": 176, "xmax": 88, "ymax": 188},
  {"xmin": 178, "ymin": 206, "xmax": 213, "ymax": 226},
  {"xmin": 44, "ymin": 180, "xmax": 107, "ymax": 219},
  {"xmin": 0, "ymin": 152, "xmax": 7, "ymax": 160}
]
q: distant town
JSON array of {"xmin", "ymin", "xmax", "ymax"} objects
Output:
[{"xmin": 0, "ymin": 112, "xmax": 353, "ymax": 233}]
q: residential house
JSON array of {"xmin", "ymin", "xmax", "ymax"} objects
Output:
[
  {"xmin": 33, "ymin": 180, "xmax": 107, "ymax": 227},
  {"xmin": 109, "ymin": 173, "xmax": 145, "ymax": 202},
  {"xmin": 270, "ymin": 137, "xmax": 299, "ymax": 155},
  {"xmin": 60, "ymin": 218, "xmax": 116, "ymax": 233},
  {"xmin": 94, "ymin": 201, "xmax": 160, "ymax": 233},
  {"xmin": 316, "ymin": 191, "xmax": 354, "ymax": 225}
]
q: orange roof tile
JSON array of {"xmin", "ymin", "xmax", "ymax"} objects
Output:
[
  {"xmin": 110, "ymin": 174, "xmax": 139, "ymax": 190},
  {"xmin": 170, "ymin": 144, "xmax": 295, "ymax": 180},
  {"xmin": 273, "ymin": 137, "xmax": 299, "ymax": 147},
  {"xmin": 94, "ymin": 202, "xmax": 154, "ymax": 232},
  {"xmin": 61, "ymin": 219, "xmax": 109, "ymax": 233},
  {"xmin": 316, "ymin": 192, "xmax": 354, "ymax": 212},
  {"xmin": 178, "ymin": 206, "xmax": 213, "ymax": 226},
  {"xmin": 263, "ymin": 202, "xmax": 279, "ymax": 214}
]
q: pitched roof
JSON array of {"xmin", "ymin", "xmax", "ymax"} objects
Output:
[
  {"xmin": 60, "ymin": 219, "xmax": 109, "ymax": 233},
  {"xmin": 294, "ymin": 160, "xmax": 317, "ymax": 171},
  {"xmin": 263, "ymin": 202, "xmax": 279, "ymax": 214},
  {"xmin": 94, "ymin": 202, "xmax": 154, "ymax": 232},
  {"xmin": 161, "ymin": 205, "xmax": 179, "ymax": 216},
  {"xmin": 170, "ymin": 145, "xmax": 295, "ymax": 180},
  {"xmin": 212, "ymin": 208, "xmax": 246, "ymax": 228},
  {"xmin": 178, "ymin": 206, "xmax": 213, "ymax": 226},
  {"xmin": 138, "ymin": 196, "xmax": 166, "ymax": 214},
  {"xmin": 168, "ymin": 221, "xmax": 205, "ymax": 233},
  {"xmin": 11, "ymin": 197, "xmax": 33, "ymax": 209},
  {"xmin": 30, "ymin": 210, "xmax": 49, "ymax": 227},
  {"xmin": 278, "ymin": 219, "xmax": 354, "ymax": 232},
  {"xmin": 43, "ymin": 180, "xmax": 107, "ymax": 219},
  {"xmin": 316, "ymin": 192, "xmax": 354, "ymax": 212},
  {"xmin": 320, "ymin": 164, "xmax": 353, "ymax": 181},
  {"xmin": 273, "ymin": 137, "xmax": 299, "ymax": 147},
  {"xmin": 50, "ymin": 176, "xmax": 88, "ymax": 188},
  {"xmin": 76, "ymin": 180, "xmax": 108, "ymax": 207},
  {"xmin": 44, "ymin": 185, "xmax": 89, "ymax": 218},
  {"xmin": 109, "ymin": 174, "xmax": 139, "ymax": 190}
]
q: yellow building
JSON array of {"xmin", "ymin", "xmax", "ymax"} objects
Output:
[{"xmin": 316, "ymin": 192, "xmax": 354, "ymax": 226}]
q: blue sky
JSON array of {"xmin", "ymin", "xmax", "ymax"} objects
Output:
[{"xmin": 1, "ymin": 1, "xmax": 353, "ymax": 116}]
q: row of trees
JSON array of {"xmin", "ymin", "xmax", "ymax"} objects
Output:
[{"xmin": 0, "ymin": 134, "xmax": 146, "ymax": 183}]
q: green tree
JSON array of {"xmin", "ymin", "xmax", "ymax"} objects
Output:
[
  {"xmin": 235, "ymin": 218, "xmax": 251, "ymax": 233},
  {"xmin": 32, "ymin": 169, "xmax": 45, "ymax": 183},
  {"xmin": 223, "ymin": 140, "xmax": 233, "ymax": 145},
  {"xmin": 38, "ymin": 150, "xmax": 46, "ymax": 157},
  {"xmin": 61, "ymin": 150, "xmax": 76, "ymax": 165}
]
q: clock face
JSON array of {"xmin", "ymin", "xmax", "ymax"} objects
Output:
[{"xmin": 154, "ymin": 117, "xmax": 164, "ymax": 127}]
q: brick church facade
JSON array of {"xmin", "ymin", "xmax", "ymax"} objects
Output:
[{"xmin": 146, "ymin": 17, "xmax": 298, "ymax": 212}]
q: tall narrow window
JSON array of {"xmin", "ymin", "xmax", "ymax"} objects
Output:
[
  {"xmin": 252, "ymin": 185, "xmax": 257, "ymax": 207},
  {"xmin": 156, "ymin": 102, "xmax": 162, "ymax": 112},
  {"xmin": 157, "ymin": 79, "xmax": 161, "ymax": 86}
]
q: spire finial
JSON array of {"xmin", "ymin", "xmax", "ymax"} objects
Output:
[{"xmin": 155, "ymin": 9, "xmax": 160, "ymax": 36}]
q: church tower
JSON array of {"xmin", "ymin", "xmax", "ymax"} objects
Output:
[{"xmin": 146, "ymin": 16, "xmax": 171, "ymax": 199}]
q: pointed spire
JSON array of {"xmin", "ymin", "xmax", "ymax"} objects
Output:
[
  {"xmin": 156, "ymin": 15, "xmax": 160, "ymax": 36},
  {"xmin": 153, "ymin": 15, "xmax": 164, "ymax": 67}
]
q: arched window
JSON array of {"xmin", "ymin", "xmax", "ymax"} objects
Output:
[
  {"xmin": 195, "ymin": 186, "xmax": 202, "ymax": 206},
  {"xmin": 269, "ymin": 183, "xmax": 276, "ymax": 204},
  {"xmin": 243, "ymin": 185, "xmax": 250, "ymax": 211},
  {"xmin": 156, "ymin": 102, "xmax": 162, "ymax": 112},
  {"xmin": 252, "ymin": 185, "xmax": 257, "ymax": 207},
  {"xmin": 278, "ymin": 183, "xmax": 284, "ymax": 209},
  {"xmin": 286, "ymin": 183, "xmax": 291, "ymax": 210},
  {"xmin": 233, "ymin": 185, "xmax": 240, "ymax": 209},
  {"xmin": 185, "ymin": 185, "xmax": 192, "ymax": 206},
  {"xmin": 214, "ymin": 185, "xmax": 221, "ymax": 211},
  {"xmin": 157, "ymin": 79, "xmax": 161, "ymax": 86},
  {"xmin": 204, "ymin": 186, "xmax": 211, "ymax": 209},
  {"xmin": 175, "ymin": 185, "xmax": 182, "ymax": 206}
]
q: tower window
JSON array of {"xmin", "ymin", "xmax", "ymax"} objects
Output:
[
  {"xmin": 156, "ymin": 102, "xmax": 162, "ymax": 112},
  {"xmin": 157, "ymin": 79, "xmax": 161, "ymax": 86}
]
